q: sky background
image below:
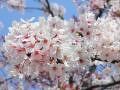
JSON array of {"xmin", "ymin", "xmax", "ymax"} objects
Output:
[{"xmin": 0, "ymin": 0, "xmax": 77, "ymax": 36}]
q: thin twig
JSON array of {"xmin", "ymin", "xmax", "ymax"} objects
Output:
[
  {"xmin": 24, "ymin": 7, "xmax": 42, "ymax": 11},
  {"xmin": 91, "ymin": 56, "xmax": 120, "ymax": 64}
]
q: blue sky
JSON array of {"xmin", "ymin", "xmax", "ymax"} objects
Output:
[{"xmin": 0, "ymin": 0, "xmax": 77, "ymax": 36}]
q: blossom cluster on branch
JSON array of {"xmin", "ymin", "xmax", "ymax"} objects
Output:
[{"xmin": 1, "ymin": 0, "xmax": 120, "ymax": 90}]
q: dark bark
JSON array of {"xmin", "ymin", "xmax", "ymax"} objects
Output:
[{"xmin": 85, "ymin": 80, "xmax": 120, "ymax": 90}]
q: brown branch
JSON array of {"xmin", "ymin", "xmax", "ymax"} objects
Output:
[
  {"xmin": 91, "ymin": 55, "xmax": 120, "ymax": 64},
  {"xmin": 36, "ymin": 0, "xmax": 64, "ymax": 19},
  {"xmin": 0, "ymin": 77, "xmax": 13, "ymax": 85},
  {"xmin": 85, "ymin": 80, "xmax": 120, "ymax": 90},
  {"xmin": 45, "ymin": 0, "xmax": 54, "ymax": 17},
  {"xmin": 25, "ymin": 0, "xmax": 54, "ymax": 17}
]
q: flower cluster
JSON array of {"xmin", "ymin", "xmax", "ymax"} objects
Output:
[
  {"xmin": 109, "ymin": 0, "xmax": 120, "ymax": 17},
  {"xmin": 3, "ymin": 0, "xmax": 120, "ymax": 89},
  {"xmin": 3, "ymin": 16, "xmax": 90, "ymax": 88},
  {"xmin": 83, "ymin": 16, "xmax": 120, "ymax": 62},
  {"xmin": 90, "ymin": 0, "xmax": 106, "ymax": 9}
]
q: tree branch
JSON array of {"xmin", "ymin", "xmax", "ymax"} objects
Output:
[
  {"xmin": 0, "ymin": 77, "xmax": 13, "ymax": 85},
  {"xmin": 85, "ymin": 80, "xmax": 120, "ymax": 90},
  {"xmin": 24, "ymin": 7, "xmax": 42, "ymax": 11},
  {"xmin": 91, "ymin": 55, "xmax": 120, "ymax": 64},
  {"xmin": 45, "ymin": 0, "xmax": 54, "ymax": 17},
  {"xmin": 25, "ymin": 0, "xmax": 54, "ymax": 17}
]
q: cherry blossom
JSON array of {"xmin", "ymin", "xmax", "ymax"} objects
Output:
[{"xmin": 2, "ymin": 0, "xmax": 120, "ymax": 89}]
